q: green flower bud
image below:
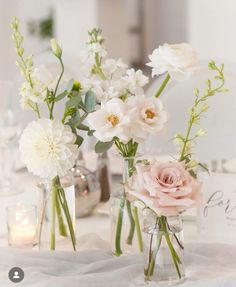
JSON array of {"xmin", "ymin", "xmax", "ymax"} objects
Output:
[{"xmin": 50, "ymin": 38, "xmax": 62, "ymax": 58}]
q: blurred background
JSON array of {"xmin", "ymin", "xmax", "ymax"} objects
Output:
[{"xmin": 1, "ymin": 0, "xmax": 236, "ymax": 160}]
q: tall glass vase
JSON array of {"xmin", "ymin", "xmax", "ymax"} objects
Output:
[
  {"xmin": 37, "ymin": 173, "xmax": 77, "ymax": 251},
  {"xmin": 111, "ymin": 157, "xmax": 143, "ymax": 256},
  {"xmin": 143, "ymin": 209, "xmax": 185, "ymax": 285}
]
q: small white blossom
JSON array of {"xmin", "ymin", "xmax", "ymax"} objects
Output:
[
  {"xmin": 147, "ymin": 43, "xmax": 198, "ymax": 81},
  {"xmin": 101, "ymin": 58, "xmax": 127, "ymax": 79},
  {"xmin": 19, "ymin": 118, "xmax": 78, "ymax": 179},
  {"xmin": 126, "ymin": 95, "xmax": 168, "ymax": 143},
  {"xmin": 19, "ymin": 66, "xmax": 58, "ymax": 109},
  {"xmin": 87, "ymin": 98, "xmax": 130, "ymax": 142},
  {"xmin": 87, "ymin": 42, "xmax": 107, "ymax": 58},
  {"xmin": 125, "ymin": 69, "xmax": 149, "ymax": 95}
]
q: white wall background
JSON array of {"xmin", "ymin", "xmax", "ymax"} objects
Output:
[{"xmin": 2, "ymin": 0, "xmax": 236, "ymax": 80}]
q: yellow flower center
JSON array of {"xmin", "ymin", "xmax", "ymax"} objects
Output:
[
  {"xmin": 145, "ymin": 109, "xmax": 156, "ymax": 119},
  {"xmin": 107, "ymin": 114, "xmax": 120, "ymax": 127}
]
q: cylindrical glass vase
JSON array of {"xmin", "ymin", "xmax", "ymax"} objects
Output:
[
  {"xmin": 110, "ymin": 157, "xmax": 143, "ymax": 256},
  {"xmin": 143, "ymin": 210, "xmax": 185, "ymax": 285},
  {"xmin": 37, "ymin": 173, "xmax": 77, "ymax": 251}
]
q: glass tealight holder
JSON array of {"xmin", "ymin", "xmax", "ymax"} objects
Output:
[{"xmin": 6, "ymin": 204, "xmax": 37, "ymax": 249}]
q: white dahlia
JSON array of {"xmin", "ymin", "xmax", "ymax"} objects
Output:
[{"xmin": 19, "ymin": 118, "xmax": 78, "ymax": 179}]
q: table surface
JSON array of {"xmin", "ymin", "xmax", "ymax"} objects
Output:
[{"xmin": 0, "ymin": 171, "xmax": 236, "ymax": 287}]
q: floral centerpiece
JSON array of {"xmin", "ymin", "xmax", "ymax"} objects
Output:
[
  {"xmin": 126, "ymin": 60, "xmax": 227, "ymax": 283},
  {"xmin": 82, "ymin": 29, "xmax": 201, "ymax": 256},
  {"xmin": 11, "ymin": 18, "xmax": 96, "ymax": 250}
]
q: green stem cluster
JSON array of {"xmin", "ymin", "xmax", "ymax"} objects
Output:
[
  {"xmin": 38, "ymin": 177, "xmax": 76, "ymax": 251},
  {"xmin": 113, "ymin": 139, "xmax": 143, "ymax": 256},
  {"xmin": 145, "ymin": 216, "xmax": 183, "ymax": 281}
]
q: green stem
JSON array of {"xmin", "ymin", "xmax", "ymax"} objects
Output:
[
  {"xmin": 50, "ymin": 179, "xmax": 57, "ymax": 250},
  {"xmin": 179, "ymin": 117, "xmax": 194, "ymax": 161},
  {"xmin": 35, "ymin": 104, "xmax": 41, "ymax": 119},
  {"xmin": 155, "ymin": 73, "xmax": 170, "ymax": 98},
  {"xmin": 126, "ymin": 201, "xmax": 135, "ymax": 245},
  {"xmin": 145, "ymin": 233, "xmax": 162, "ymax": 280},
  {"xmin": 49, "ymin": 58, "xmax": 64, "ymax": 119},
  {"xmin": 133, "ymin": 206, "xmax": 143, "ymax": 252},
  {"xmin": 161, "ymin": 216, "xmax": 182, "ymax": 279},
  {"xmin": 114, "ymin": 196, "xmax": 125, "ymax": 256},
  {"xmin": 55, "ymin": 190, "xmax": 68, "ymax": 237},
  {"xmin": 56, "ymin": 177, "xmax": 77, "ymax": 251}
]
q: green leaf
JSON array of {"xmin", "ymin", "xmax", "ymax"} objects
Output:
[
  {"xmin": 55, "ymin": 91, "xmax": 67, "ymax": 102},
  {"xmin": 87, "ymin": 129, "xmax": 95, "ymax": 136},
  {"xmin": 66, "ymin": 95, "xmax": 82, "ymax": 108},
  {"xmin": 70, "ymin": 110, "xmax": 81, "ymax": 127},
  {"xmin": 85, "ymin": 90, "xmax": 96, "ymax": 112},
  {"xmin": 76, "ymin": 123, "xmax": 89, "ymax": 131},
  {"xmin": 95, "ymin": 140, "xmax": 113, "ymax": 153},
  {"xmin": 75, "ymin": 135, "xmax": 84, "ymax": 147}
]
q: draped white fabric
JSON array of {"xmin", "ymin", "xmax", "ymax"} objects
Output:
[{"xmin": 0, "ymin": 241, "xmax": 236, "ymax": 287}]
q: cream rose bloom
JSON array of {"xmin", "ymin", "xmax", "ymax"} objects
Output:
[
  {"xmin": 19, "ymin": 118, "xmax": 78, "ymax": 179},
  {"xmin": 127, "ymin": 160, "xmax": 201, "ymax": 216},
  {"xmin": 147, "ymin": 43, "xmax": 198, "ymax": 81},
  {"xmin": 126, "ymin": 95, "xmax": 168, "ymax": 143},
  {"xmin": 87, "ymin": 98, "xmax": 130, "ymax": 142}
]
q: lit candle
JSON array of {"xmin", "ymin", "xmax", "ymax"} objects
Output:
[{"xmin": 7, "ymin": 205, "xmax": 37, "ymax": 248}]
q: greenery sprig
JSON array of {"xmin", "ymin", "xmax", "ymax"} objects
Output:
[
  {"xmin": 11, "ymin": 17, "xmax": 96, "ymax": 148},
  {"xmin": 175, "ymin": 61, "xmax": 228, "ymax": 176}
]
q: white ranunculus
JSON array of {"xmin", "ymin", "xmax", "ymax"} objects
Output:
[
  {"xmin": 126, "ymin": 95, "xmax": 168, "ymax": 143},
  {"xmin": 125, "ymin": 69, "xmax": 149, "ymax": 95},
  {"xmin": 19, "ymin": 118, "xmax": 78, "ymax": 179},
  {"xmin": 87, "ymin": 98, "xmax": 130, "ymax": 142},
  {"xmin": 147, "ymin": 43, "xmax": 198, "ymax": 81}
]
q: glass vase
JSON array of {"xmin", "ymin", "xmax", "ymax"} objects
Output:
[
  {"xmin": 110, "ymin": 157, "xmax": 143, "ymax": 256},
  {"xmin": 37, "ymin": 173, "xmax": 77, "ymax": 251},
  {"xmin": 143, "ymin": 209, "xmax": 185, "ymax": 285}
]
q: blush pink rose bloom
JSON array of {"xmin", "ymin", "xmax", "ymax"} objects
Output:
[{"xmin": 127, "ymin": 161, "xmax": 201, "ymax": 216}]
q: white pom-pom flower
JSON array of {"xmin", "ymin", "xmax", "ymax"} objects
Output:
[
  {"xmin": 19, "ymin": 118, "xmax": 78, "ymax": 179},
  {"xmin": 147, "ymin": 43, "xmax": 198, "ymax": 81}
]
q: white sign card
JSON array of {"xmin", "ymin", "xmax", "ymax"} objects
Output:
[{"xmin": 198, "ymin": 172, "xmax": 236, "ymax": 241}]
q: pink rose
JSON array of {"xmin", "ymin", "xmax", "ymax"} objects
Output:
[{"xmin": 127, "ymin": 160, "xmax": 201, "ymax": 216}]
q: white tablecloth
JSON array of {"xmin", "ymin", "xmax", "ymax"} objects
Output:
[{"xmin": 0, "ymin": 242, "xmax": 236, "ymax": 287}]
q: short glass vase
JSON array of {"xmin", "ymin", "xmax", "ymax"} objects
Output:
[
  {"xmin": 37, "ymin": 173, "xmax": 77, "ymax": 251},
  {"xmin": 110, "ymin": 156, "xmax": 143, "ymax": 256},
  {"xmin": 143, "ymin": 209, "xmax": 185, "ymax": 285}
]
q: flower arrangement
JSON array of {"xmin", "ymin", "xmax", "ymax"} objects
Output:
[
  {"xmin": 82, "ymin": 29, "xmax": 201, "ymax": 256},
  {"xmin": 126, "ymin": 60, "xmax": 228, "ymax": 282},
  {"xmin": 11, "ymin": 18, "xmax": 97, "ymax": 250}
]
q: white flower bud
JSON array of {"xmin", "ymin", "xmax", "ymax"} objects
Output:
[{"xmin": 50, "ymin": 38, "xmax": 62, "ymax": 58}]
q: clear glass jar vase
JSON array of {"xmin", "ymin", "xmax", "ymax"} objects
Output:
[
  {"xmin": 37, "ymin": 173, "xmax": 77, "ymax": 251},
  {"xmin": 110, "ymin": 157, "xmax": 143, "ymax": 256},
  {"xmin": 143, "ymin": 209, "xmax": 185, "ymax": 285}
]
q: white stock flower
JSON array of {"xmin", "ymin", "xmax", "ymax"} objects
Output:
[
  {"xmin": 126, "ymin": 95, "xmax": 168, "ymax": 143},
  {"xmin": 87, "ymin": 98, "xmax": 129, "ymax": 142},
  {"xmin": 102, "ymin": 58, "xmax": 127, "ymax": 79},
  {"xmin": 19, "ymin": 66, "xmax": 57, "ymax": 109},
  {"xmin": 19, "ymin": 118, "xmax": 78, "ymax": 179},
  {"xmin": 87, "ymin": 42, "xmax": 107, "ymax": 58},
  {"xmin": 125, "ymin": 69, "xmax": 149, "ymax": 95},
  {"xmin": 147, "ymin": 43, "xmax": 198, "ymax": 81}
]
